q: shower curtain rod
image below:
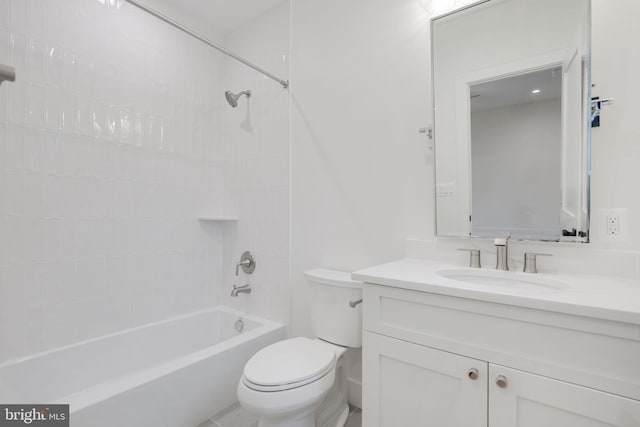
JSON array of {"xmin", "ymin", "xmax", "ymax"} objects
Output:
[{"xmin": 125, "ymin": 0, "xmax": 289, "ymax": 89}]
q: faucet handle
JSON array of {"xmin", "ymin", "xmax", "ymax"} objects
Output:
[
  {"xmin": 523, "ymin": 252, "xmax": 552, "ymax": 274},
  {"xmin": 235, "ymin": 251, "xmax": 256, "ymax": 276},
  {"xmin": 494, "ymin": 237, "xmax": 509, "ymax": 246},
  {"xmin": 494, "ymin": 233, "xmax": 511, "ymax": 245},
  {"xmin": 458, "ymin": 248, "xmax": 481, "ymax": 268}
]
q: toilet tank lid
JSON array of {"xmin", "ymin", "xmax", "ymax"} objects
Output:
[{"xmin": 304, "ymin": 268, "xmax": 362, "ymax": 289}]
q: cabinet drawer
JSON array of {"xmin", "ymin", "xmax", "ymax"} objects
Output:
[{"xmin": 363, "ymin": 284, "xmax": 640, "ymax": 400}]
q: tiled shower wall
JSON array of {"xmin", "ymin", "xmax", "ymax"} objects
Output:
[
  {"xmin": 218, "ymin": 2, "xmax": 290, "ymax": 326},
  {"xmin": 0, "ymin": 0, "xmax": 226, "ymax": 363}
]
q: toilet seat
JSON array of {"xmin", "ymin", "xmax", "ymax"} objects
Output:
[{"xmin": 243, "ymin": 337, "xmax": 336, "ymax": 392}]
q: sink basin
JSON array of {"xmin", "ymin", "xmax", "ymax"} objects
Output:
[{"xmin": 437, "ymin": 269, "xmax": 569, "ymax": 293}]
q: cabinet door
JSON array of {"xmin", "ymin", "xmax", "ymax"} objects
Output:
[
  {"xmin": 489, "ymin": 364, "xmax": 640, "ymax": 427},
  {"xmin": 363, "ymin": 332, "xmax": 487, "ymax": 427}
]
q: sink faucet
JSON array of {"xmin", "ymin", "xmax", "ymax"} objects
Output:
[
  {"xmin": 231, "ymin": 284, "xmax": 252, "ymax": 297},
  {"xmin": 494, "ymin": 235, "xmax": 510, "ymax": 271}
]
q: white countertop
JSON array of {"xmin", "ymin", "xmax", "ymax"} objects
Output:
[{"xmin": 352, "ymin": 258, "xmax": 640, "ymax": 325}]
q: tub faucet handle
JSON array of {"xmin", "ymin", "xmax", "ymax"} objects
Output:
[{"xmin": 235, "ymin": 251, "xmax": 256, "ymax": 276}]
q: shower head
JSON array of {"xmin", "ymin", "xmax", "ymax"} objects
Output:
[{"xmin": 225, "ymin": 90, "xmax": 252, "ymax": 108}]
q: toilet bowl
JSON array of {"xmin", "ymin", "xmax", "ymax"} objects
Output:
[{"xmin": 237, "ymin": 269, "xmax": 362, "ymax": 427}]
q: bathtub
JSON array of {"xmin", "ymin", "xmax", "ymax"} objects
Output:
[{"xmin": 0, "ymin": 306, "xmax": 285, "ymax": 427}]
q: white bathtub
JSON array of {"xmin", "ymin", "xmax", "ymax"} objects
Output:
[{"xmin": 0, "ymin": 306, "xmax": 285, "ymax": 427}]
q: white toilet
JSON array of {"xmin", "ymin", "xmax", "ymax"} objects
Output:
[{"xmin": 237, "ymin": 269, "xmax": 363, "ymax": 427}]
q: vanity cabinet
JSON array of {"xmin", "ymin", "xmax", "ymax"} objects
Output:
[
  {"xmin": 361, "ymin": 283, "xmax": 640, "ymax": 427},
  {"xmin": 489, "ymin": 365, "xmax": 640, "ymax": 427},
  {"xmin": 363, "ymin": 332, "xmax": 487, "ymax": 427}
]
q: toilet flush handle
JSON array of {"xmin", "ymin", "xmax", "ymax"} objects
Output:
[{"xmin": 349, "ymin": 299, "xmax": 363, "ymax": 308}]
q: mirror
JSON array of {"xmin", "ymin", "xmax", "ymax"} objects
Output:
[{"xmin": 432, "ymin": 0, "xmax": 591, "ymax": 242}]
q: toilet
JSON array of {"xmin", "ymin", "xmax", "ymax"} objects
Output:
[{"xmin": 237, "ymin": 269, "xmax": 363, "ymax": 427}]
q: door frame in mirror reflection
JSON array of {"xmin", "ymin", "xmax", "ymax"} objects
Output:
[
  {"xmin": 431, "ymin": 0, "xmax": 591, "ymax": 243},
  {"xmin": 560, "ymin": 31, "xmax": 591, "ymax": 243},
  {"xmin": 455, "ymin": 52, "xmax": 566, "ymax": 240}
]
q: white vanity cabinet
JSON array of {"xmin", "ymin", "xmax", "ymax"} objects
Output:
[
  {"xmin": 361, "ymin": 283, "xmax": 640, "ymax": 427},
  {"xmin": 489, "ymin": 365, "xmax": 640, "ymax": 427},
  {"xmin": 363, "ymin": 331, "xmax": 487, "ymax": 427}
]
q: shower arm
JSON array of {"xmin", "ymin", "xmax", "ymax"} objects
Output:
[
  {"xmin": 0, "ymin": 64, "xmax": 16, "ymax": 85},
  {"xmin": 124, "ymin": 0, "xmax": 289, "ymax": 89}
]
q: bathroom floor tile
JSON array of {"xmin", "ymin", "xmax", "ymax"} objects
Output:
[
  {"xmin": 345, "ymin": 406, "xmax": 362, "ymax": 427},
  {"xmin": 204, "ymin": 403, "xmax": 362, "ymax": 427},
  {"xmin": 212, "ymin": 403, "xmax": 259, "ymax": 427}
]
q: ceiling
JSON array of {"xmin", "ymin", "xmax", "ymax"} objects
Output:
[
  {"xmin": 470, "ymin": 67, "xmax": 562, "ymax": 112},
  {"xmin": 146, "ymin": 0, "xmax": 285, "ymax": 34}
]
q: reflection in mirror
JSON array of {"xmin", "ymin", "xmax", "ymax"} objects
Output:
[
  {"xmin": 470, "ymin": 68, "xmax": 562, "ymax": 240},
  {"xmin": 432, "ymin": 0, "xmax": 590, "ymax": 242}
]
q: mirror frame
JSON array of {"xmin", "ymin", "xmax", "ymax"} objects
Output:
[{"xmin": 430, "ymin": 0, "xmax": 592, "ymax": 243}]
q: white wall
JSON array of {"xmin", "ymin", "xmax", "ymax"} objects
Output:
[
  {"xmin": 290, "ymin": 0, "xmax": 434, "ymax": 405},
  {"xmin": 129, "ymin": 0, "xmax": 223, "ymax": 43},
  {"xmin": 590, "ymin": 0, "xmax": 640, "ymax": 249},
  {"xmin": 471, "ymin": 99, "xmax": 561, "ymax": 240},
  {"xmin": 290, "ymin": 0, "xmax": 433, "ymax": 338},
  {"xmin": 0, "ymin": 0, "xmax": 226, "ymax": 363},
  {"xmin": 218, "ymin": 2, "xmax": 291, "ymax": 326}
]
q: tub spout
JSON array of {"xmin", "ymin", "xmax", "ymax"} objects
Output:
[{"xmin": 231, "ymin": 284, "xmax": 252, "ymax": 297}]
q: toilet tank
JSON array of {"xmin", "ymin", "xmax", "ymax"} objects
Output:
[{"xmin": 305, "ymin": 269, "xmax": 362, "ymax": 348}]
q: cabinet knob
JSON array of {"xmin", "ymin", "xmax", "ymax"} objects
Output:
[
  {"xmin": 467, "ymin": 368, "xmax": 479, "ymax": 380},
  {"xmin": 495, "ymin": 375, "xmax": 508, "ymax": 388}
]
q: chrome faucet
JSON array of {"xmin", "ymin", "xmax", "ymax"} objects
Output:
[
  {"xmin": 231, "ymin": 284, "xmax": 252, "ymax": 297},
  {"xmin": 494, "ymin": 235, "xmax": 510, "ymax": 271}
]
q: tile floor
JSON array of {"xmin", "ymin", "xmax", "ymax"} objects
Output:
[
  {"xmin": 196, "ymin": 404, "xmax": 362, "ymax": 427},
  {"xmin": 345, "ymin": 406, "xmax": 362, "ymax": 427}
]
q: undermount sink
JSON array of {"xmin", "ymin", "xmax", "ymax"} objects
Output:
[{"xmin": 437, "ymin": 269, "xmax": 570, "ymax": 293}]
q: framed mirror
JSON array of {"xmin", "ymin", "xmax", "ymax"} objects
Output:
[{"xmin": 432, "ymin": 0, "xmax": 591, "ymax": 242}]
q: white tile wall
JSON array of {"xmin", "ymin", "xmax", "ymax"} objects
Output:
[
  {"xmin": 218, "ymin": 2, "xmax": 291, "ymax": 326},
  {"xmin": 0, "ymin": 0, "xmax": 228, "ymax": 363}
]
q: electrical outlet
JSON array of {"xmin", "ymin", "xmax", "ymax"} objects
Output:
[
  {"xmin": 600, "ymin": 208, "xmax": 629, "ymax": 241},
  {"xmin": 606, "ymin": 215, "xmax": 620, "ymax": 236}
]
